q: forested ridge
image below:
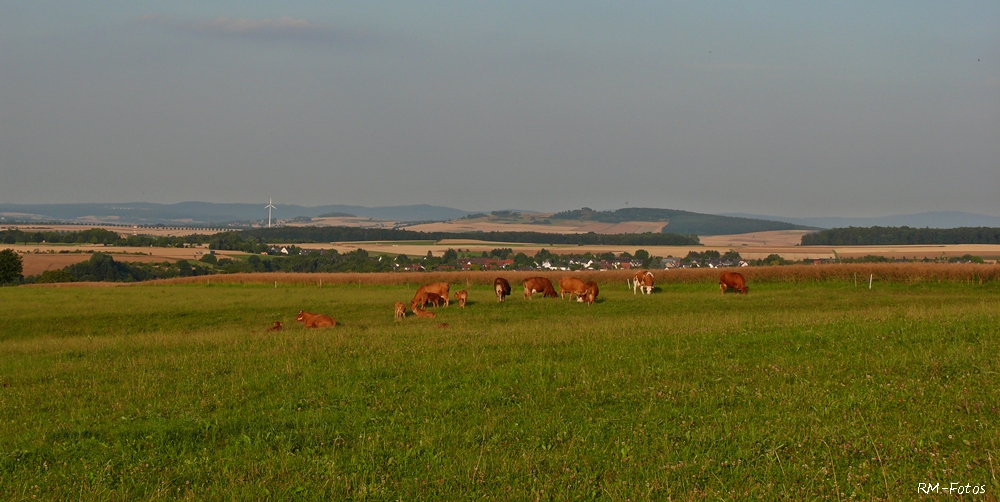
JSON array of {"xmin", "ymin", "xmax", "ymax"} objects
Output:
[
  {"xmin": 550, "ymin": 207, "xmax": 810, "ymax": 236},
  {"xmin": 801, "ymin": 227, "xmax": 1000, "ymax": 245}
]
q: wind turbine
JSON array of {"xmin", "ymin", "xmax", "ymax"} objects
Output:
[{"xmin": 265, "ymin": 198, "xmax": 276, "ymax": 228}]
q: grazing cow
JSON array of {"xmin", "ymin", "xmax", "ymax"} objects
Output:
[
  {"xmin": 265, "ymin": 321, "xmax": 283, "ymax": 332},
  {"xmin": 295, "ymin": 310, "xmax": 336, "ymax": 328},
  {"xmin": 394, "ymin": 301, "xmax": 406, "ymax": 321},
  {"xmin": 719, "ymin": 271, "xmax": 749, "ymax": 294},
  {"xmin": 523, "ymin": 277, "xmax": 558, "ymax": 299},
  {"xmin": 632, "ymin": 271, "xmax": 654, "ymax": 295},
  {"xmin": 494, "ymin": 277, "xmax": 512, "ymax": 302},
  {"xmin": 454, "ymin": 290, "xmax": 468, "ymax": 308},
  {"xmin": 581, "ymin": 280, "xmax": 599, "ymax": 305},
  {"xmin": 411, "ymin": 282, "xmax": 450, "ymax": 309},
  {"xmin": 413, "ymin": 308, "xmax": 436, "ymax": 318},
  {"xmin": 558, "ymin": 277, "xmax": 589, "ymax": 301},
  {"xmin": 410, "ymin": 291, "xmax": 445, "ymax": 311}
]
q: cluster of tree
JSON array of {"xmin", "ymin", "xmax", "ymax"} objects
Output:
[
  {"xmin": 0, "ymin": 228, "xmax": 215, "ymax": 248},
  {"xmin": 801, "ymin": 227, "xmax": 1000, "ymax": 246},
  {"xmin": 201, "ymin": 249, "xmax": 396, "ymax": 274},
  {"xmin": 490, "ymin": 210, "xmax": 521, "ymax": 220},
  {"xmin": 0, "ymin": 249, "xmax": 23, "ymax": 285},
  {"xmin": 213, "ymin": 226, "xmax": 700, "ymax": 249},
  {"xmin": 549, "ymin": 207, "xmax": 808, "ymax": 236},
  {"xmin": 681, "ymin": 250, "xmax": 744, "ymax": 266},
  {"xmin": 24, "ymin": 253, "xmax": 212, "ymax": 284}
]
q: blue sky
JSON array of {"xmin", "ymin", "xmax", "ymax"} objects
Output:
[{"xmin": 1, "ymin": 2, "xmax": 997, "ymax": 217}]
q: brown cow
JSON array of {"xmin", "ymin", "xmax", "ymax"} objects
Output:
[
  {"xmin": 413, "ymin": 308, "xmax": 436, "ymax": 318},
  {"xmin": 454, "ymin": 290, "xmax": 468, "ymax": 308},
  {"xmin": 719, "ymin": 271, "xmax": 749, "ymax": 294},
  {"xmin": 295, "ymin": 310, "xmax": 336, "ymax": 328},
  {"xmin": 411, "ymin": 282, "xmax": 450, "ymax": 310},
  {"xmin": 581, "ymin": 280, "xmax": 599, "ymax": 305},
  {"xmin": 394, "ymin": 301, "xmax": 406, "ymax": 321},
  {"xmin": 410, "ymin": 291, "xmax": 445, "ymax": 311},
  {"xmin": 558, "ymin": 277, "xmax": 589, "ymax": 301},
  {"xmin": 523, "ymin": 277, "xmax": 558, "ymax": 299},
  {"xmin": 494, "ymin": 277, "xmax": 512, "ymax": 302},
  {"xmin": 265, "ymin": 321, "xmax": 283, "ymax": 332},
  {"xmin": 632, "ymin": 271, "xmax": 654, "ymax": 295}
]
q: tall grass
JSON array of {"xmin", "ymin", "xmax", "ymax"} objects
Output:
[
  {"xmin": 1, "ymin": 278, "xmax": 998, "ymax": 499},
  {"xmin": 135, "ymin": 262, "xmax": 1000, "ymax": 288}
]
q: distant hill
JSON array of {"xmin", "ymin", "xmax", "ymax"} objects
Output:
[
  {"xmin": 0, "ymin": 202, "xmax": 469, "ymax": 225},
  {"xmin": 551, "ymin": 207, "xmax": 814, "ymax": 236},
  {"xmin": 721, "ymin": 211, "xmax": 1000, "ymax": 230}
]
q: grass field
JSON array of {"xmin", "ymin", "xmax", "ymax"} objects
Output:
[{"xmin": 2, "ymin": 268, "xmax": 999, "ymax": 500}]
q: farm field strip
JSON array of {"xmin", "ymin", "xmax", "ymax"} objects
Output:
[{"xmin": 2, "ymin": 271, "xmax": 999, "ymax": 499}]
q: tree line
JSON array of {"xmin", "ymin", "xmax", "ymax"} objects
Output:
[
  {"xmin": 801, "ymin": 227, "xmax": 1000, "ymax": 246},
  {"xmin": 210, "ymin": 226, "xmax": 700, "ymax": 252},
  {"xmin": 0, "ymin": 228, "xmax": 213, "ymax": 247}
]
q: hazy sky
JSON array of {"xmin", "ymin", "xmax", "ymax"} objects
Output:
[{"xmin": 1, "ymin": 2, "xmax": 997, "ymax": 217}]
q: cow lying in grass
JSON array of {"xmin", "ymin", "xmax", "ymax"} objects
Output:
[
  {"xmin": 295, "ymin": 310, "xmax": 336, "ymax": 328},
  {"xmin": 413, "ymin": 308, "xmax": 436, "ymax": 318}
]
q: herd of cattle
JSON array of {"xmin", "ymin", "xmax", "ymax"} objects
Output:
[{"xmin": 285, "ymin": 271, "xmax": 749, "ymax": 329}]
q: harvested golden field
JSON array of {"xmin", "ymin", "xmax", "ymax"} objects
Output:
[
  {"xmin": 405, "ymin": 220, "xmax": 582, "ymax": 233},
  {"xmin": 699, "ymin": 230, "xmax": 814, "ymax": 247},
  {"xmin": 7, "ymin": 244, "xmax": 246, "ymax": 276},
  {"xmin": 285, "ymin": 216, "xmax": 398, "ymax": 228},
  {"xmin": 574, "ymin": 221, "xmax": 668, "ymax": 233},
  {"xmin": 18, "ymin": 253, "xmax": 167, "ymax": 276}
]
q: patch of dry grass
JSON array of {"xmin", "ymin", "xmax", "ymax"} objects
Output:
[{"xmin": 150, "ymin": 262, "xmax": 1000, "ymax": 289}]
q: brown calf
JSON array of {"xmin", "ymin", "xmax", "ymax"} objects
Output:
[
  {"xmin": 394, "ymin": 301, "xmax": 406, "ymax": 321},
  {"xmin": 295, "ymin": 310, "xmax": 336, "ymax": 328},
  {"xmin": 582, "ymin": 280, "xmax": 599, "ymax": 305},
  {"xmin": 413, "ymin": 308, "xmax": 436, "ymax": 318},
  {"xmin": 454, "ymin": 290, "xmax": 468, "ymax": 308}
]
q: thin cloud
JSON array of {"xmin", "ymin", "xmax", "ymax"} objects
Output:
[{"xmin": 139, "ymin": 14, "xmax": 377, "ymax": 47}]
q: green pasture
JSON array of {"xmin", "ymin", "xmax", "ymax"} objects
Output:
[{"xmin": 1, "ymin": 279, "xmax": 999, "ymax": 500}]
